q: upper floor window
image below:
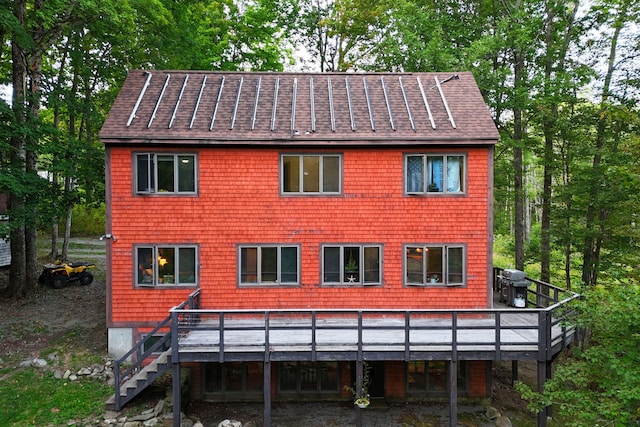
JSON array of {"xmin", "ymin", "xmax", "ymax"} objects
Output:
[
  {"xmin": 239, "ymin": 245, "xmax": 300, "ymax": 286},
  {"xmin": 406, "ymin": 154, "xmax": 465, "ymax": 194},
  {"xmin": 281, "ymin": 154, "xmax": 341, "ymax": 195},
  {"xmin": 136, "ymin": 245, "xmax": 197, "ymax": 287},
  {"xmin": 135, "ymin": 153, "xmax": 196, "ymax": 194},
  {"xmin": 405, "ymin": 245, "xmax": 464, "ymax": 286},
  {"xmin": 322, "ymin": 244, "xmax": 382, "ymax": 285}
]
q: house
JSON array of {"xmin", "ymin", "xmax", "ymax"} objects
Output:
[{"xmin": 99, "ymin": 70, "xmax": 576, "ymax": 427}]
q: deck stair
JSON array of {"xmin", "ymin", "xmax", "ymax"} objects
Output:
[{"xmin": 106, "ymin": 349, "xmax": 172, "ymax": 411}]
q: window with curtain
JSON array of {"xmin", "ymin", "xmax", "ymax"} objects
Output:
[
  {"xmin": 405, "ymin": 245, "xmax": 465, "ymax": 286},
  {"xmin": 405, "ymin": 154, "xmax": 465, "ymax": 194},
  {"xmin": 239, "ymin": 245, "xmax": 300, "ymax": 286}
]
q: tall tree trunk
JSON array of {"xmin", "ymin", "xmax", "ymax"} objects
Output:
[
  {"xmin": 513, "ymin": 51, "xmax": 526, "ymax": 271},
  {"xmin": 582, "ymin": 3, "xmax": 625, "ymax": 287},
  {"xmin": 541, "ymin": 1, "xmax": 578, "ymax": 285},
  {"xmin": 5, "ymin": 0, "xmax": 28, "ymax": 299}
]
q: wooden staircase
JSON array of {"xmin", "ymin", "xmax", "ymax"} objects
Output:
[{"xmin": 105, "ymin": 349, "xmax": 172, "ymax": 411}]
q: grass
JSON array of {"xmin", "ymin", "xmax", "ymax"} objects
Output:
[{"xmin": 0, "ymin": 368, "xmax": 112, "ymax": 427}]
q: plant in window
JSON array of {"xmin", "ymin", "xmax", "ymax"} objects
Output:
[
  {"xmin": 345, "ymin": 256, "xmax": 358, "ymax": 272},
  {"xmin": 344, "ymin": 362, "xmax": 371, "ymax": 408}
]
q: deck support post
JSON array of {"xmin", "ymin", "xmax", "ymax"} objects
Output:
[
  {"xmin": 512, "ymin": 360, "xmax": 519, "ymax": 386},
  {"xmin": 172, "ymin": 362, "xmax": 181, "ymax": 427},
  {"xmin": 355, "ymin": 360, "xmax": 363, "ymax": 427},
  {"xmin": 537, "ymin": 360, "xmax": 547, "ymax": 427},
  {"xmin": 449, "ymin": 360, "xmax": 457, "ymax": 427},
  {"xmin": 264, "ymin": 360, "xmax": 271, "ymax": 427}
]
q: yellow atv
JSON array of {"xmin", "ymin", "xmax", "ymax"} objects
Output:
[{"xmin": 38, "ymin": 260, "xmax": 96, "ymax": 289}]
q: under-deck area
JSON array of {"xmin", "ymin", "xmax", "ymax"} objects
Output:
[{"xmin": 111, "ymin": 272, "xmax": 579, "ymax": 427}]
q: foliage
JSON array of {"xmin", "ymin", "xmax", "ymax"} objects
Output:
[
  {"xmin": 0, "ymin": 368, "xmax": 112, "ymax": 426},
  {"xmin": 517, "ymin": 283, "xmax": 640, "ymax": 426}
]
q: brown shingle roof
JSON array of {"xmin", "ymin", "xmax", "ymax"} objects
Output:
[{"xmin": 100, "ymin": 70, "xmax": 498, "ymax": 145}]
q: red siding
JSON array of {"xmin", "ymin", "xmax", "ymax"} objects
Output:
[{"xmin": 107, "ymin": 147, "xmax": 491, "ymax": 325}]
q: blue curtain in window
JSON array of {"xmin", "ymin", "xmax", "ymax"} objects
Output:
[
  {"xmin": 428, "ymin": 157, "xmax": 443, "ymax": 191},
  {"xmin": 407, "ymin": 156, "xmax": 423, "ymax": 192}
]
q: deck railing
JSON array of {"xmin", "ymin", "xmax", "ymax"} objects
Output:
[{"xmin": 169, "ymin": 273, "xmax": 579, "ymax": 364}]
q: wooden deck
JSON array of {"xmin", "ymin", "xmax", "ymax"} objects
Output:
[{"xmin": 174, "ymin": 306, "xmax": 576, "ymax": 363}]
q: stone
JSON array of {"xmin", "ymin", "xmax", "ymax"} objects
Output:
[
  {"xmin": 77, "ymin": 367, "xmax": 93, "ymax": 375},
  {"xmin": 143, "ymin": 417, "xmax": 160, "ymax": 426},
  {"xmin": 217, "ymin": 420, "xmax": 242, "ymax": 427},
  {"xmin": 244, "ymin": 421, "xmax": 257, "ymax": 427},
  {"xmin": 68, "ymin": 374, "xmax": 78, "ymax": 381},
  {"xmin": 179, "ymin": 419, "xmax": 194, "ymax": 427},
  {"xmin": 63, "ymin": 369, "xmax": 72, "ymax": 379},
  {"xmin": 32, "ymin": 358, "xmax": 47, "ymax": 368},
  {"xmin": 193, "ymin": 422, "xmax": 204, "ymax": 427},
  {"xmin": 485, "ymin": 406, "xmax": 501, "ymax": 420},
  {"xmin": 153, "ymin": 399, "xmax": 165, "ymax": 416},
  {"xmin": 496, "ymin": 415, "xmax": 513, "ymax": 427},
  {"xmin": 19, "ymin": 360, "xmax": 32, "ymax": 368},
  {"xmin": 53, "ymin": 369, "xmax": 63, "ymax": 379},
  {"xmin": 123, "ymin": 422, "xmax": 143, "ymax": 427}
]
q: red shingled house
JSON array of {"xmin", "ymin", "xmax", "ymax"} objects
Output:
[{"xmin": 100, "ymin": 70, "xmax": 576, "ymax": 427}]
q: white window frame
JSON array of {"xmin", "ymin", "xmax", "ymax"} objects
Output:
[
  {"xmin": 281, "ymin": 154, "xmax": 342, "ymax": 195},
  {"xmin": 405, "ymin": 154, "xmax": 466, "ymax": 195},
  {"xmin": 404, "ymin": 244, "xmax": 465, "ymax": 286},
  {"xmin": 321, "ymin": 244, "xmax": 382, "ymax": 286},
  {"xmin": 135, "ymin": 153, "xmax": 197, "ymax": 194},
  {"xmin": 238, "ymin": 245, "xmax": 300, "ymax": 286},
  {"xmin": 135, "ymin": 245, "xmax": 198, "ymax": 287}
]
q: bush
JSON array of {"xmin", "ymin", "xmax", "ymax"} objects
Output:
[{"xmin": 67, "ymin": 204, "xmax": 105, "ymax": 236}]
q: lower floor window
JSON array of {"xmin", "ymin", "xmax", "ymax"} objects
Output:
[
  {"xmin": 407, "ymin": 361, "xmax": 468, "ymax": 394},
  {"xmin": 279, "ymin": 361, "xmax": 339, "ymax": 393},
  {"xmin": 136, "ymin": 245, "xmax": 197, "ymax": 287},
  {"xmin": 204, "ymin": 362, "xmax": 264, "ymax": 394},
  {"xmin": 405, "ymin": 245, "xmax": 465, "ymax": 286},
  {"xmin": 322, "ymin": 244, "xmax": 382, "ymax": 285}
]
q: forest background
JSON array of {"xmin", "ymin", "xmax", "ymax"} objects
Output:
[{"xmin": 1, "ymin": 0, "xmax": 639, "ymax": 425}]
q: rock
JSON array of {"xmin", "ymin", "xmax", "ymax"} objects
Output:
[
  {"xmin": 244, "ymin": 421, "xmax": 258, "ymax": 427},
  {"xmin": 77, "ymin": 367, "xmax": 93, "ymax": 375},
  {"xmin": 153, "ymin": 399, "xmax": 165, "ymax": 416},
  {"xmin": 68, "ymin": 374, "xmax": 78, "ymax": 381},
  {"xmin": 193, "ymin": 422, "xmax": 204, "ymax": 427},
  {"xmin": 485, "ymin": 406, "xmax": 501, "ymax": 420},
  {"xmin": 32, "ymin": 358, "xmax": 48, "ymax": 368},
  {"xmin": 143, "ymin": 417, "xmax": 160, "ymax": 426},
  {"xmin": 19, "ymin": 360, "xmax": 32, "ymax": 368},
  {"xmin": 124, "ymin": 422, "xmax": 143, "ymax": 427},
  {"xmin": 217, "ymin": 420, "xmax": 242, "ymax": 427},
  {"xmin": 180, "ymin": 419, "xmax": 194, "ymax": 427},
  {"xmin": 496, "ymin": 415, "xmax": 513, "ymax": 427},
  {"xmin": 53, "ymin": 369, "xmax": 63, "ymax": 379},
  {"xmin": 63, "ymin": 369, "xmax": 72, "ymax": 379}
]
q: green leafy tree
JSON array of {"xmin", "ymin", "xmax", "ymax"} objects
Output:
[{"xmin": 518, "ymin": 283, "xmax": 640, "ymax": 425}]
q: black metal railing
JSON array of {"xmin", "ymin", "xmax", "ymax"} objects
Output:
[{"xmin": 168, "ymin": 277, "xmax": 579, "ymax": 364}]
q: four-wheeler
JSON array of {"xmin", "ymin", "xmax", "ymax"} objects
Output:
[{"xmin": 39, "ymin": 260, "xmax": 96, "ymax": 289}]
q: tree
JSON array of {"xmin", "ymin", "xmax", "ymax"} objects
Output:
[{"xmin": 518, "ymin": 283, "xmax": 640, "ymax": 425}]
